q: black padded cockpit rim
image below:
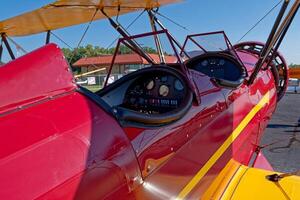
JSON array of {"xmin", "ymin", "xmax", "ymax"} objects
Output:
[
  {"xmin": 184, "ymin": 51, "xmax": 247, "ymax": 88},
  {"xmin": 96, "ymin": 65, "xmax": 194, "ymax": 127},
  {"xmin": 184, "ymin": 51, "xmax": 248, "ymax": 78},
  {"xmin": 96, "ymin": 64, "xmax": 193, "ymax": 96}
]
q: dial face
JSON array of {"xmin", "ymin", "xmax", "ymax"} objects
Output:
[
  {"xmin": 210, "ymin": 59, "xmax": 217, "ymax": 65},
  {"xmin": 161, "ymin": 76, "xmax": 168, "ymax": 82},
  {"xmin": 219, "ymin": 59, "xmax": 225, "ymax": 66},
  {"xmin": 159, "ymin": 85, "xmax": 169, "ymax": 97},
  {"xmin": 146, "ymin": 80, "xmax": 155, "ymax": 90},
  {"xmin": 174, "ymin": 79, "xmax": 184, "ymax": 91},
  {"xmin": 201, "ymin": 60, "xmax": 208, "ymax": 67}
]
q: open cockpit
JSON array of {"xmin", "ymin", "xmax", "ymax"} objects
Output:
[{"xmin": 83, "ymin": 30, "xmax": 250, "ymax": 127}]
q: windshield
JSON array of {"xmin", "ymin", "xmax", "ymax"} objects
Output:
[
  {"xmin": 180, "ymin": 31, "xmax": 243, "ymax": 63},
  {"xmin": 103, "ymin": 29, "xmax": 185, "ymax": 87}
]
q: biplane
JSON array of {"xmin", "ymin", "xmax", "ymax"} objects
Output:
[{"xmin": 0, "ymin": 0, "xmax": 300, "ymax": 199}]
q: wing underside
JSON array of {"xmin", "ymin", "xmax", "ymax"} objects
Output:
[{"xmin": 0, "ymin": 0, "xmax": 181, "ymax": 37}]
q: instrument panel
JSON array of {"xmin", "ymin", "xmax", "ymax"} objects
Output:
[
  {"xmin": 122, "ymin": 72, "xmax": 187, "ymax": 114},
  {"xmin": 188, "ymin": 55, "xmax": 243, "ymax": 81}
]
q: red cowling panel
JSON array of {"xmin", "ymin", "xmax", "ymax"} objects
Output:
[
  {"xmin": 0, "ymin": 92, "xmax": 139, "ymax": 200},
  {"xmin": 0, "ymin": 43, "xmax": 76, "ymax": 115},
  {"xmin": 0, "ymin": 44, "xmax": 141, "ymax": 199}
]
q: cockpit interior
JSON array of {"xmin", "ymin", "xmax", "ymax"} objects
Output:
[{"xmin": 94, "ymin": 66, "xmax": 193, "ymax": 126}]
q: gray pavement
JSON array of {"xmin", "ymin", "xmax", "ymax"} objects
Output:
[{"xmin": 261, "ymin": 92, "xmax": 300, "ymax": 173}]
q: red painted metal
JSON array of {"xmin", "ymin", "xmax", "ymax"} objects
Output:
[
  {"xmin": 128, "ymin": 51, "xmax": 278, "ymax": 199},
  {"xmin": 0, "ymin": 32, "xmax": 283, "ymax": 199},
  {"xmin": 0, "ymin": 43, "xmax": 76, "ymax": 116},
  {"xmin": 234, "ymin": 41, "xmax": 289, "ymax": 101},
  {"xmin": 0, "ymin": 45, "xmax": 141, "ymax": 200}
]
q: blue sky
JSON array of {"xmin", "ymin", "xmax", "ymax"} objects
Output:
[{"xmin": 1, "ymin": 0, "xmax": 300, "ymax": 64}]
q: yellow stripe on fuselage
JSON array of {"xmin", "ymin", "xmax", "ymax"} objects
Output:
[{"xmin": 176, "ymin": 91, "xmax": 270, "ymax": 200}]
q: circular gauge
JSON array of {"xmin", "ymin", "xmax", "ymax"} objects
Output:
[
  {"xmin": 161, "ymin": 76, "xmax": 168, "ymax": 82},
  {"xmin": 210, "ymin": 59, "xmax": 217, "ymax": 65},
  {"xmin": 174, "ymin": 79, "xmax": 184, "ymax": 91},
  {"xmin": 201, "ymin": 60, "xmax": 208, "ymax": 67},
  {"xmin": 219, "ymin": 59, "xmax": 225, "ymax": 66},
  {"xmin": 146, "ymin": 79, "xmax": 155, "ymax": 90},
  {"xmin": 159, "ymin": 85, "xmax": 169, "ymax": 97}
]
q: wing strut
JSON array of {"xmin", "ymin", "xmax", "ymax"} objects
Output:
[
  {"xmin": 46, "ymin": 31, "xmax": 51, "ymax": 44},
  {"xmin": 147, "ymin": 10, "xmax": 166, "ymax": 63},
  {"xmin": 249, "ymin": 0, "xmax": 300, "ymax": 84},
  {"xmin": 148, "ymin": 9, "xmax": 190, "ymax": 59},
  {"xmin": 0, "ymin": 41, "xmax": 3, "ymax": 62},
  {"xmin": 101, "ymin": 8, "xmax": 155, "ymax": 64},
  {"xmin": 266, "ymin": 1, "xmax": 300, "ymax": 68},
  {"xmin": 1, "ymin": 34, "xmax": 15, "ymax": 60}
]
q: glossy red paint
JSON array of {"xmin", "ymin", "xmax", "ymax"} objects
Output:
[
  {"xmin": 0, "ymin": 44, "xmax": 76, "ymax": 116},
  {"xmin": 125, "ymin": 48, "xmax": 278, "ymax": 199},
  {"xmin": 0, "ymin": 40, "xmax": 282, "ymax": 200},
  {"xmin": 234, "ymin": 41, "xmax": 289, "ymax": 101},
  {"xmin": 0, "ymin": 45, "xmax": 141, "ymax": 200}
]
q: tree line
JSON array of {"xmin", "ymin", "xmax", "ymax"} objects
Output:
[
  {"xmin": 62, "ymin": 44, "xmax": 157, "ymax": 66},
  {"xmin": 62, "ymin": 44, "xmax": 300, "ymax": 68},
  {"xmin": 289, "ymin": 63, "xmax": 300, "ymax": 68}
]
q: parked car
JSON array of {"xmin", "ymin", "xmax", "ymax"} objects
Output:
[{"xmin": 288, "ymin": 78, "xmax": 300, "ymax": 93}]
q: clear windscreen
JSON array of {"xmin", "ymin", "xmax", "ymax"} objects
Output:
[
  {"xmin": 103, "ymin": 31, "xmax": 181, "ymax": 86},
  {"xmin": 181, "ymin": 32, "xmax": 240, "ymax": 60}
]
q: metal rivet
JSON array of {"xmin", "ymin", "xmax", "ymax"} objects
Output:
[{"xmin": 147, "ymin": 165, "xmax": 151, "ymax": 172}]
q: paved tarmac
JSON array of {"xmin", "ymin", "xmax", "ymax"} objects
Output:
[{"xmin": 261, "ymin": 92, "xmax": 300, "ymax": 173}]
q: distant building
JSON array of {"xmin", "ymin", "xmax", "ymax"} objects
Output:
[
  {"xmin": 73, "ymin": 53, "xmax": 177, "ymax": 74},
  {"xmin": 290, "ymin": 68, "xmax": 300, "ymax": 79},
  {"xmin": 73, "ymin": 53, "xmax": 177, "ymax": 86}
]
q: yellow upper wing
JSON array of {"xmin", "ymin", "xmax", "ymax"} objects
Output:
[{"xmin": 0, "ymin": 0, "xmax": 182, "ymax": 37}]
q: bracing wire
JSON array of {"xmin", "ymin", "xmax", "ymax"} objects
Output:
[
  {"xmin": 155, "ymin": 11, "xmax": 189, "ymax": 31},
  {"xmin": 6, "ymin": 36, "xmax": 27, "ymax": 54},
  {"xmin": 46, "ymin": 8, "xmax": 145, "ymax": 72},
  {"xmin": 49, "ymin": 9, "xmax": 105, "ymax": 71},
  {"xmin": 68, "ymin": 8, "xmax": 100, "ymax": 64},
  {"xmin": 51, "ymin": 31, "xmax": 104, "ymax": 70},
  {"xmin": 48, "ymin": 9, "xmax": 145, "ymax": 71},
  {"xmin": 75, "ymin": 8, "xmax": 99, "ymax": 49},
  {"xmin": 237, "ymin": 0, "xmax": 283, "ymax": 43},
  {"xmin": 0, "ymin": 38, "xmax": 3, "ymax": 62},
  {"xmin": 50, "ymin": 32, "xmax": 74, "ymax": 49},
  {"xmin": 105, "ymin": 9, "xmax": 146, "ymax": 49},
  {"xmin": 116, "ymin": 4, "xmax": 121, "ymax": 23}
]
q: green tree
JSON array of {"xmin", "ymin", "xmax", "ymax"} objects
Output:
[
  {"xmin": 289, "ymin": 63, "xmax": 300, "ymax": 68},
  {"xmin": 142, "ymin": 46, "xmax": 157, "ymax": 54},
  {"xmin": 62, "ymin": 44, "xmax": 159, "ymax": 67}
]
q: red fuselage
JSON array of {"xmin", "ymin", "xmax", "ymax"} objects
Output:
[{"xmin": 0, "ymin": 44, "xmax": 277, "ymax": 199}]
